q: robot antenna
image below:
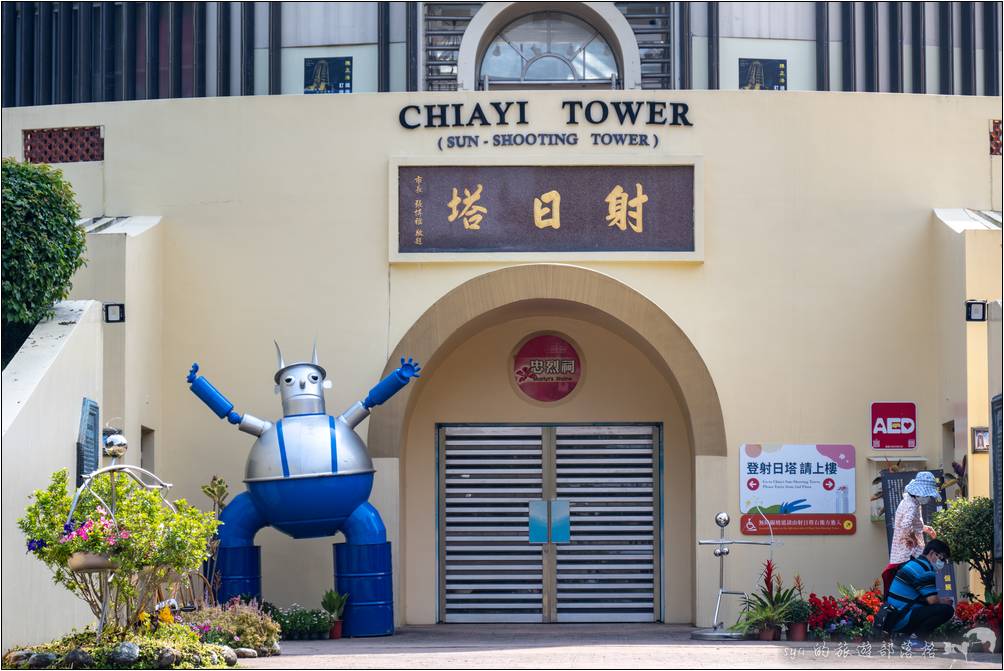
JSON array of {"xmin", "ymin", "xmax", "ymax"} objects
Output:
[{"xmin": 274, "ymin": 341, "xmax": 285, "ymax": 370}]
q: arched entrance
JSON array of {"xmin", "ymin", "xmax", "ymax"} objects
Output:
[{"xmin": 367, "ymin": 264, "xmax": 726, "ymax": 625}]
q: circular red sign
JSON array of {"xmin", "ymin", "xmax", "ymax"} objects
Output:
[
  {"xmin": 823, "ymin": 478, "xmax": 835, "ymax": 491},
  {"xmin": 513, "ymin": 334, "xmax": 581, "ymax": 402},
  {"xmin": 746, "ymin": 477, "xmax": 760, "ymax": 491}
]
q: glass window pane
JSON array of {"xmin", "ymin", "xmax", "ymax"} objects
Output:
[
  {"xmin": 583, "ymin": 38, "xmax": 617, "ymax": 80},
  {"xmin": 524, "ymin": 56, "xmax": 575, "ymax": 81},
  {"xmin": 481, "ymin": 40, "xmax": 523, "ymax": 79},
  {"xmin": 479, "ymin": 11, "xmax": 619, "ymax": 84}
]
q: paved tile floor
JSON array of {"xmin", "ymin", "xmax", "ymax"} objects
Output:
[{"xmin": 243, "ymin": 624, "xmax": 1002, "ymax": 669}]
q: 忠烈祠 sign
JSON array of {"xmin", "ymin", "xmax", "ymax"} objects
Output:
[
  {"xmin": 740, "ymin": 443, "xmax": 856, "ymax": 535},
  {"xmin": 397, "ymin": 165, "xmax": 695, "ymax": 256},
  {"xmin": 871, "ymin": 402, "xmax": 917, "ymax": 450},
  {"xmin": 512, "ymin": 334, "xmax": 581, "ymax": 403}
]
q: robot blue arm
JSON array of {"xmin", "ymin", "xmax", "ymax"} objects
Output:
[
  {"xmin": 188, "ymin": 363, "xmax": 240, "ymax": 423},
  {"xmin": 363, "ymin": 357, "xmax": 422, "ymax": 409},
  {"xmin": 187, "ymin": 363, "xmax": 272, "ymax": 435}
]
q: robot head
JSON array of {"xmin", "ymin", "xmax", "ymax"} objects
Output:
[{"xmin": 273, "ymin": 341, "xmax": 332, "ymax": 416}]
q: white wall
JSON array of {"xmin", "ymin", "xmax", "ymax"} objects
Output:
[{"xmin": 1, "ymin": 301, "xmax": 103, "ymax": 649}]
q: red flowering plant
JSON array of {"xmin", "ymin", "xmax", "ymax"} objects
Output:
[
  {"xmin": 807, "ymin": 584, "xmax": 884, "ymax": 640},
  {"xmin": 731, "ymin": 560, "xmax": 797, "ymax": 636}
]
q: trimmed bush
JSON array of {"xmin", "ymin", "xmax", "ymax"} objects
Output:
[
  {"xmin": 932, "ymin": 496, "xmax": 996, "ymax": 600},
  {"xmin": 1, "ymin": 158, "xmax": 86, "ymax": 361}
]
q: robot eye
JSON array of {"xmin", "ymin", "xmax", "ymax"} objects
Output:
[
  {"xmin": 309, "ymin": 373, "xmax": 320, "ymax": 383},
  {"xmin": 283, "ymin": 376, "xmax": 294, "ymax": 385}
]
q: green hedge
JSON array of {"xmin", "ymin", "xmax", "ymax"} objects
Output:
[{"xmin": 1, "ymin": 158, "xmax": 86, "ymax": 326}]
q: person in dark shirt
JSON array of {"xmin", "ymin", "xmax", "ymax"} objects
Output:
[{"xmin": 886, "ymin": 539, "xmax": 954, "ymax": 649}]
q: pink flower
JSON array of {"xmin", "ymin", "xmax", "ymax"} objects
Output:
[{"xmin": 119, "ymin": 531, "xmax": 130, "ymax": 539}]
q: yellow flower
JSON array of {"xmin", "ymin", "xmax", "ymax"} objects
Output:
[
  {"xmin": 158, "ymin": 606, "xmax": 174, "ymax": 624},
  {"xmin": 137, "ymin": 611, "xmax": 151, "ymax": 630}
]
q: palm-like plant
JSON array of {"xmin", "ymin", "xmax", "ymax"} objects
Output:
[{"xmin": 733, "ymin": 560, "xmax": 797, "ymax": 634}]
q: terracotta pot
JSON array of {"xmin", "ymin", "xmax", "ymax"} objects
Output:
[
  {"xmin": 787, "ymin": 622, "xmax": 808, "ymax": 641},
  {"xmin": 329, "ymin": 620, "xmax": 343, "ymax": 640},
  {"xmin": 759, "ymin": 626, "xmax": 779, "ymax": 641},
  {"xmin": 68, "ymin": 552, "xmax": 118, "ymax": 572}
]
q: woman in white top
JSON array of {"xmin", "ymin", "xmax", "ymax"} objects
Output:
[{"xmin": 882, "ymin": 471, "xmax": 940, "ymax": 596}]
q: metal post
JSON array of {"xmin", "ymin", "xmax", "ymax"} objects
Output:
[
  {"xmin": 168, "ymin": 1, "xmax": 182, "ymax": 97},
  {"xmin": 98, "ymin": 2, "xmax": 114, "ymax": 101},
  {"xmin": 938, "ymin": 1, "xmax": 953, "ymax": 94},
  {"xmin": 377, "ymin": 1, "xmax": 390, "ymax": 92},
  {"xmin": 815, "ymin": 2, "xmax": 830, "ymax": 91},
  {"xmin": 56, "ymin": 1, "xmax": 72, "ymax": 103},
  {"xmin": 959, "ymin": 2, "xmax": 975, "ymax": 95},
  {"xmin": 707, "ymin": 2, "xmax": 719, "ymax": 89},
  {"xmin": 864, "ymin": 1, "xmax": 879, "ymax": 91},
  {"xmin": 145, "ymin": 1, "xmax": 159, "ymax": 99},
  {"xmin": 240, "ymin": 1, "xmax": 254, "ymax": 95},
  {"xmin": 36, "ymin": 1, "xmax": 53, "ymax": 105},
  {"xmin": 889, "ymin": 2, "xmax": 903, "ymax": 92},
  {"xmin": 216, "ymin": 2, "xmax": 230, "ymax": 96},
  {"xmin": 678, "ymin": 1, "xmax": 691, "ymax": 89},
  {"xmin": 268, "ymin": 1, "xmax": 280, "ymax": 94},
  {"xmin": 194, "ymin": 2, "xmax": 207, "ymax": 97},
  {"xmin": 17, "ymin": 2, "xmax": 35, "ymax": 107},
  {"xmin": 77, "ymin": 0, "xmax": 92, "ymax": 103},
  {"xmin": 911, "ymin": 1, "xmax": 925, "ymax": 93},
  {"xmin": 1, "ymin": 3, "xmax": 15, "ymax": 106},
  {"xmin": 985, "ymin": 1, "xmax": 1002, "ymax": 96},
  {"xmin": 841, "ymin": 1, "xmax": 856, "ymax": 91},
  {"xmin": 121, "ymin": 1, "xmax": 135, "ymax": 100},
  {"xmin": 405, "ymin": 1, "xmax": 418, "ymax": 91}
]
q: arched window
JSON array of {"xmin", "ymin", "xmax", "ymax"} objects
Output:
[{"xmin": 479, "ymin": 12, "xmax": 619, "ymax": 88}]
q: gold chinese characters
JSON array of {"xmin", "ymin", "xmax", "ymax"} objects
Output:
[
  {"xmin": 605, "ymin": 183, "xmax": 648, "ymax": 233},
  {"xmin": 533, "ymin": 190, "xmax": 561, "ymax": 229},
  {"xmin": 447, "ymin": 184, "xmax": 487, "ymax": 230},
  {"xmin": 443, "ymin": 182, "xmax": 650, "ymax": 234}
]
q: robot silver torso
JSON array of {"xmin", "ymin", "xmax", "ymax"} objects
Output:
[{"xmin": 240, "ymin": 347, "xmax": 374, "ymax": 483}]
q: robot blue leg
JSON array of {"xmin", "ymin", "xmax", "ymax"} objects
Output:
[
  {"xmin": 334, "ymin": 502, "xmax": 394, "ymax": 637},
  {"xmin": 216, "ymin": 492, "xmax": 268, "ymax": 603}
]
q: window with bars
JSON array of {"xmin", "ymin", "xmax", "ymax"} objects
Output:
[
  {"xmin": 615, "ymin": 2, "xmax": 672, "ymax": 90},
  {"xmin": 423, "ymin": 2, "xmax": 674, "ymax": 91}
]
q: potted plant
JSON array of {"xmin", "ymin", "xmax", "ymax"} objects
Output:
[
  {"xmin": 322, "ymin": 589, "xmax": 349, "ymax": 639},
  {"xmin": 731, "ymin": 560, "xmax": 795, "ymax": 641},
  {"xmin": 310, "ymin": 609, "xmax": 331, "ymax": 639},
  {"xmin": 17, "ymin": 469, "xmax": 218, "ymax": 632},
  {"xmin": 786, "ymin": 599, "xmax": 810, "ymax": 641}
]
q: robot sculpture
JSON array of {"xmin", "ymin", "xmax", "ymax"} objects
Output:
[{"xmin": 186, "ymin": 342, "xmax": 420, "ymax": 637}]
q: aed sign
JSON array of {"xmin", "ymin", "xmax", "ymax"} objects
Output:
[{"xmin": 871, "ymin": 402, "xmax": 917, "ymax": 450}]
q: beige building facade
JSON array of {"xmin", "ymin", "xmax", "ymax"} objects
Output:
[{"xmin": 1, "ymin": 87, "xmax": 1001, "ymax": 640}]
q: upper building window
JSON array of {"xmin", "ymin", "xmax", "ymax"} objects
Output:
[{"xmin": 479, "ymin": 12, "xmax": 619, "ymax": 89}]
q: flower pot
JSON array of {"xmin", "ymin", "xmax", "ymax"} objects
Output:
[
  {"xmin": 68, "ymin": 552, "xmax": 118, "ymax": 571},
  {"xmin": 787, "ymin": 622, "xmax": 808, "ymax": 641},
  {"xmin": 329, "ymin": 620, "xmax": 343, "ymax": 640},
  {"xmin": 759, "ymin": 626, "xmax": 779, "ymax": 641}
]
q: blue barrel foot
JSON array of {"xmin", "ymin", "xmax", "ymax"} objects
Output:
[
  {"xmin": 334, "ymin": 542, "xmax": 393, "ymax": 636},
  {"xmin": 216, "ymin": 545, "xmax": 262, "ymax": 603}
]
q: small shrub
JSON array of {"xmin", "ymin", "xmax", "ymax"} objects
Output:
[
  {"xmin": 186, "ymin": 597, "xmax": 280, "ymax": 652},
  {"xmin": 2, "ymin": 623, "xmax": 231, "ymax": 669}
]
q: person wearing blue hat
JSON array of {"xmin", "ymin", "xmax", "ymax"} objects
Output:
[{"xmin": 881, "ymin": 472, "xmax": 940, "ymax": 596}]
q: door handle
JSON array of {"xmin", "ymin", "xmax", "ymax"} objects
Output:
[
  {"xmin": 528, "ymin": 499, "xmax": 571, "ymax": 543},
  {"xmin": 550, "ymin": 499, "xmax": 570, "ymax": 544},
  {"xmin": 528, "ymin": 500, "xmax": 548, "ymax": 543}
]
